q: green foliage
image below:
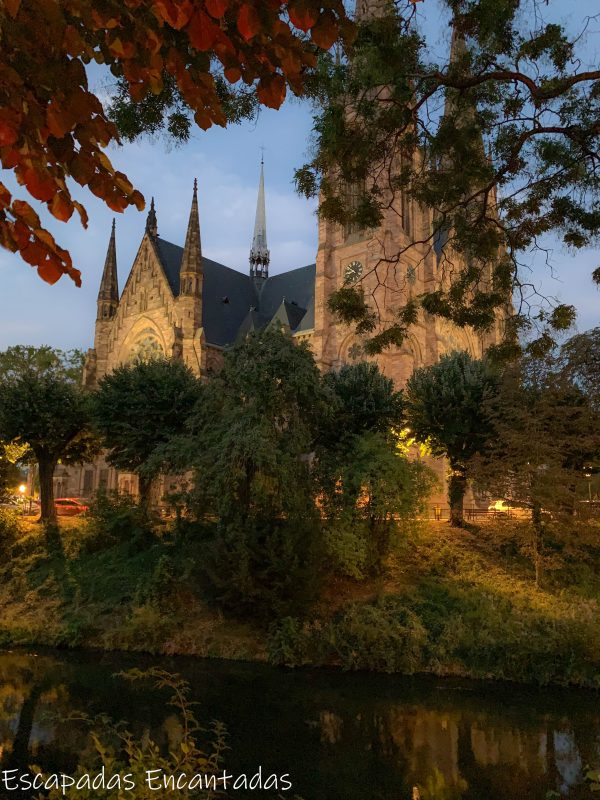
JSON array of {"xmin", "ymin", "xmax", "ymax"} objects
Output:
[
  {"xmin": 471, "ymin": 347, "xmax": 600, "ymax": 584},
  {"xmin": 0, "ymin": 345, "xmax": 84, "ymax": 383},
  {"xmin": 298, "ymin": 3, "xmax": 600, "ymax": 351},
  {"xmin": 92, "ymin": 359, "xmax": 200, "ymax": 509},
  {"xmin": 319, "ymin": 432, "xmax": 435, "ymax": 576},
  {"xmin": 42, "ymin": 669, "xmax": 227, "ymax": 800},
  {"xmin": 405, "ymin": 350, "xmax": 498, "ymax": 525},
  {"xmin": 195, "ymin": 516, "xmax": 323, "ymax": 622},
  {"xmin": 322, "ymin": 521, "xmax": 371, "ymax": 580},
  {"xmin": 321, "ymin": 361, "xmax": 404, "ymax": 439},
  {"xmin": 0, "ymin": 445, "xmax": 22, "ymax": 502},
  {"xmin": 270, "ymin": 580, "xmax": 600, "ymax": 686},
  {"xmin": 558, "ymin": 326, "xmax": 600, "ymax": 408},
  {"xmin": 168, "ymin": 329, "xmax": 328, "ymax": 619},
  {"xmin": 0, "ymin": 507, "xmax": 21, "ymax": 554},
  {"xmin": 318, "ymin": 361, "xmax": 433, "ymax": 576},
  {"xmin": 85, "ymin": 492, "xmax": 154, "ymax": 554},
  {"xmin": 0, "ymin": 346, "xmax": 94, "ymax": 524},
  {"xmin": 107, "ymin": 71, "xmax": 258, "ymax": 144}
]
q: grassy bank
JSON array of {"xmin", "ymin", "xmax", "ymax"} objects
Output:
[{"xmin": 0, "ymin": 513, "xmax": 599, "ymax": 688}]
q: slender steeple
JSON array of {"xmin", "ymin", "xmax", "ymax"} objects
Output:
[
  {"xmin": 249, "ymin": 158, "xmax": 269, "ymax": 285},
  {"xmin": 96, "ymin": 219, "xmax": 119, "ymax": 320},
  {"xmin": 179, "ymin": 178, "xmax": 202, "ymax": 297},
  {"xmin": 146, "ymin": 196, "xmax": 158, "ymax": 238}
]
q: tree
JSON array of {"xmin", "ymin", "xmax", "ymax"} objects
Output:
[
  {"xmin": 558, "ymin": 327, "xmax": 600, "ymax": 410},
  {"xmin": 297, "ymin": 1, "xmax": 599, "ymax": 354},
  {"xmin": 317, "ymin": 362, "xmax": 433, "ymax": 576},
  {"xmin": 405, "ymin": 350, "xmax": 498, "ymax": 526},
  {"xmin": 173, "ymin": 328, "xmax": 328, "ymax": 619},
  {"xmin": 0, "ymin": 0, "xmax": 352, "ymax": 285},
  {"xmin": 471, "ymin": 352, "xmax": 600, "ymax": 585},
  {"xmin": 91, "ymin": 358, "xmax": 200, "ymax": 516},
  {"xmin": 0, "ymin": 347, "xmax": 92, "ymax": 526},
  {"xmin": 320, "ymin": 361, "xmax": 405, "ymax": 441}
]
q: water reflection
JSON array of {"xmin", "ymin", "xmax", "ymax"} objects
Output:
[{"xmin": 0, "ymin": 649, "xmax": 598, "ymax": 799}]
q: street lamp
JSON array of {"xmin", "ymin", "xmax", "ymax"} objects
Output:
[{"xmin": 584, "ymin": 468, "xmax": 592, "ymax": 502}]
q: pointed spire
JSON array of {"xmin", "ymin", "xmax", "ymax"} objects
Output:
[
  {"xmin": 97, "ymin": 219, "xmax": 119, "ymax": 320},
  {"xmin": 444, "ymin": 20, "xmax": 469, "ymax": 119},
  {"xmin": 179, "ymin": 178, "xmax": 202, "ymax": 297},
  {"xmin": 249, "ymin": 159, "xmax": 270, "ymax": 284},
  {"xmin": 146, "ymin": 196, "xmax": 158, "ymax": 238}
]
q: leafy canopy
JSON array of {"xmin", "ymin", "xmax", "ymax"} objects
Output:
[
  {"xmin": 0, "ymin": 346, "xmax": 93, "ymax": 523},
  {"xmin": 0, "ymin": 0, "xmax": 353, "ymax": 285},
  {"xmin": 91, "ymin": 357, "xmax": 200, "ymax": 484},
  {"xmin": 297, "ymin": 0, "xmax": 599, "ymax": 355}
]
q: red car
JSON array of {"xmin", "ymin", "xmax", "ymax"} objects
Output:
[{"xmin": 54, "ymin": 497, "xmax": 89, "ymax": 516}]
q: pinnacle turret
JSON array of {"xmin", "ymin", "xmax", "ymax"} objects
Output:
[
  {"xmin": 179, "ymin": 178, "xmax": 202, "ymax": 297},
  {"xmin": 96, "ymin": 219, "xmax": 119, "ymax": 320},
  {"xmin": 249, "ymin": 159, "xmax": 269, "ymax": 285},
  {"xmin": 146, "ymin": 197, "xmax": 158, "ymax": 238}
]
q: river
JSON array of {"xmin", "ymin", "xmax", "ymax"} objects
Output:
[{"xmin": 0, "ymin": 648, "xmax": 598, "ymax": 799}]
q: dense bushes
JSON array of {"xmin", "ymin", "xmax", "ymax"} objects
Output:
[
  {"xmin": 0, "ymin": 507, "xmax": 21, "ymax": 552},
  {"xmin": 269, "ymin": 582, "xmax": 600, "ymax": 687},
  {"xmin": 193, "ymin": 516, "xmax": 323, "ymax": 621},
  {"xmin": 84, "ymin": 491, "xmax": 155, "ymax": 553}
]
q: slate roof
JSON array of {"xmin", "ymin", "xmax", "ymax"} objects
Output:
[{"xmin": 152, "ymin": 237, "xmax": 315, "ymax": 347}]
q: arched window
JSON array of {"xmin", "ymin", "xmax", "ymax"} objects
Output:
[{"xmin": 129, "ymin": 328, "xmax": 164, "ymax": 363}]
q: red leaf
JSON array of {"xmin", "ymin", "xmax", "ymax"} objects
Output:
[
  {"xmin": 21, "ymin": 240, "xmax": 48, "ymax": 267},
  {"xmin": 4, "ymin": 0, "xmax": 21, "ymax": 18},
  {"xmin": 38, "ymin": 257, "xmax": 65, "ymax": 285},
  {"xmin": 205, "ymin": 0, "xmax": 229, "ymax": 19},
  {"xmin": 224, "ymin": 66, "xmax": 241, "ymax": 83},
  {"xmin": 50, "ymin": 192, "xmax": 74, "ymax": 222},
  {"xmin": 154, "ymin": 0, "xmax": 193, "ymax": 29},
  {"xmin": 288, "ymin": 1, "xmax": 318, "ymax": 32},
  {"xmin": 23, "ymin": 168, "xmax": 56, "ymax": 202},
  {"xmin": 11, "ymin": 199, "xmax": 39, "ymax": 228},
  {"xmin": 187, "ymin": 10, "xmax": 218, "ymax": 50},
  {"xmin": 257, "ymin": 75, "xmax": 286, "ymax": 109},
  {"xmin": 311, "ymin": 10, "xmax": 338, "ymax": 50},
  {"xmin": 0, "ymin": 183, "xmax": 11, "ymax": 210},
  {"xmin": 0, "ymin": 119, "xmax": 18, "ymax": 147},
  {"xmin": 237, "ymin": 4, "xmax": 261, "ymax": 41}
]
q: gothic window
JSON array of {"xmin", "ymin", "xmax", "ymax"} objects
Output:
[
  {"xmin": 407, "ymin": 265, "xmax": 416, "ymax": 285},
  {"xmin": 343, "ymin": 180, "xmax": 366, "ymax": 239},
  {"xmin": 129, "ymin": 328, "xmax": 164, "ymax": 363}
]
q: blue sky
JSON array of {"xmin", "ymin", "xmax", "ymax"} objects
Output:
[{"xmin": 0, "ymin": 0, "xmax": 597, "ymax": 352}]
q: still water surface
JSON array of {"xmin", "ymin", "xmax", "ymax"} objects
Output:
[{"xmin": 0, "ymin": 648, "xmax": 598, "ymax": 799}]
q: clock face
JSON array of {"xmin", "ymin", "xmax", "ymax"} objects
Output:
[{"xmin": 344, "ymin": 260, "xmax": 363, "ymax": 284}]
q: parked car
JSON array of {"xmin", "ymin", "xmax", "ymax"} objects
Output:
[{"xmin": 54, "ymin": 498, "xmax": 89, "ymax": 516}]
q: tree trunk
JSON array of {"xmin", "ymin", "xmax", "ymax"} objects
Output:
[
  {"xmin": 448, "ymin": 463, "xmax": 467, "ymax": 527},
  {"xmin": 138, "ymin": 474, "xmax": 154, "ymax": 520},
  {"xmin": 37, "ymin": 457, "xmax": 57, "ymax": 526},
  {"xmin": 532, "ymin": 501, "xmax": 544, "ymax": 587}
]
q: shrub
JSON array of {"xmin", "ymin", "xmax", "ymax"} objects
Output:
[
  {"xmin": 85, "ymin": 491, "xmax": 154, "ymax": 553},
  {"xmin": 0, "ymin": 506, "xmax": 21, "ymax": 554},
  {"xmin": 197, "ymin": 516, "xmax": 323, "ymax": 622},
  {"xmin": 323, "ymin": 520, "xmax": 370, "ymax": 580}
]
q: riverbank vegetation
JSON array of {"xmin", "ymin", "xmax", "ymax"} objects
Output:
[
  {"xmin": 0, "ymin": 328, "xmax": 599, "ymax": 687},
  {"xmin": 0, "ymin": 508, "xmax": 599, "ymax": 688}
]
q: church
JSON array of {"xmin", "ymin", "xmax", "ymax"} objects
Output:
[{"xmin": 51, "ymin": 0, "xmax": 508, "ymax": 502}]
